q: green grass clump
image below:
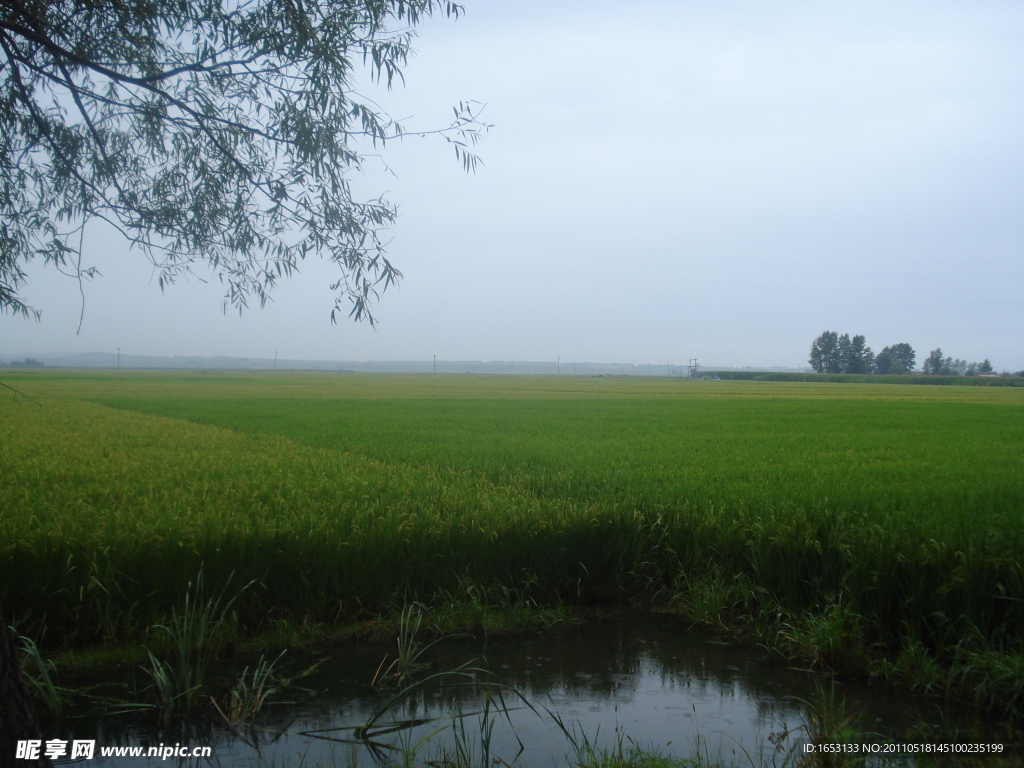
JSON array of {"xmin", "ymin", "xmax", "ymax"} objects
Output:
[{"xmin": 1, "ymin": 370, "xmax": 1022, "ymax": 713}]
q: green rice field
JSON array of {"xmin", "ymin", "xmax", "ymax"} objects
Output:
[{"xmin": 2, "ymin": 370, "xmax": 1023, "ymax": 711}]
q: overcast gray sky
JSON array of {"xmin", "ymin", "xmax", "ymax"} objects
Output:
[{"xmin": 2, "ymin": 0, "xmax": 1022, "ymax": 370}]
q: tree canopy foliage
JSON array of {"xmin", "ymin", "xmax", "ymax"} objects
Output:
[
  {"xmin": 874, "ymin": 343, "xmax": 916, "ymax": 375},
  {"xmin": 809, "ymin": 330, "xmax": 879, "ymax": 374},
  {"xmin": 0, "ymin": 0, "xmax": 486, "ymax": 323}
]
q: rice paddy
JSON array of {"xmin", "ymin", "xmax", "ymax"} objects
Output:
[{"xmin": 2, "ymin": 370, "xmax": 1022, "ymax": 713}]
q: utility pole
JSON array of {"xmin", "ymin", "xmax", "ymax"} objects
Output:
[
  {"xmin": 557, "ymin": 356, "xmax": 560, "ymax": 375},
  {"xmin": 433, "ymin": 355, "xmax": 436, "ymax": 374},
  {"xmin": 273, "ymin": 350, "xmax": 278, "ymax": 371},
  {"xmin": 117, "ymin": 347, "xmax": 120, "ymax": 369}
]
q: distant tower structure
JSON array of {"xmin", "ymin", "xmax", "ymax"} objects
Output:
[{"xmin": 687, "ymin": 358, "xmax": 699, "ymax": 378}]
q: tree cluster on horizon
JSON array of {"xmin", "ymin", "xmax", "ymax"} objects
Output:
[
  {"xmin": 921, "ymin": 348, "xmax": 994, "ymax": 377},
  {"xmin": 809, "ymin": 332, "xmax": 1003, "ymax": 376},
  {"xmin": 1, "ymin": 357, "xmax": 44, "ymax": 368},
  {"xmin": 809, "ymin": 331, "xmax": 916, "ymax": 374}
]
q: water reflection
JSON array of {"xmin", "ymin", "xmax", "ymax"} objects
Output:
[{"xmin": 44, "ymin": 615, "xmax": 998, "ymax": 767}]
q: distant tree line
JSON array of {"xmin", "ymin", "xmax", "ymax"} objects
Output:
[
  {"xmin": 809, "ymin": 332, "xmax": 1004, "ymax": 376},
  {"xmin": 808, "ymin": 331, "xmax": 915, "ymax": 374},
  {"xmin": 921, "ymin": 348, "xmax": 994, "ymax": 376},
  {"xmin": 1, "ymin": 358, "xmax": 44, "ymax": 368}
]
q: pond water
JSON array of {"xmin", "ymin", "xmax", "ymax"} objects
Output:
[{"xmin": 43, "ymin": 615, "xmax": 1009, "ymax": 767}]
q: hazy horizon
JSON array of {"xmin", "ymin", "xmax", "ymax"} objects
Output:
[{"xmin": 0, "ymin": 349, "xmax": 816, "ymax": 373}]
